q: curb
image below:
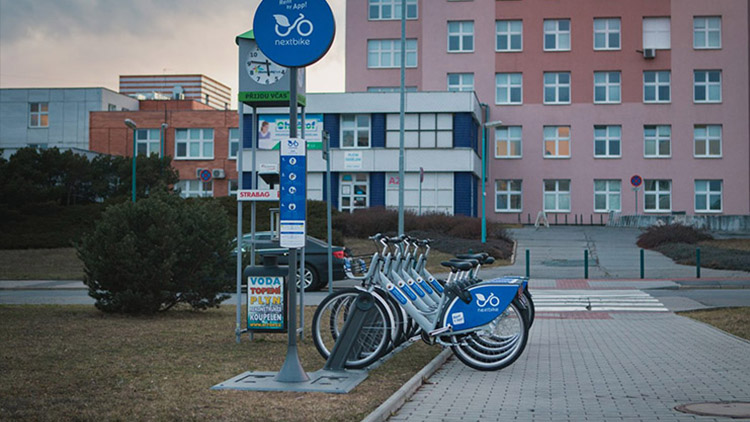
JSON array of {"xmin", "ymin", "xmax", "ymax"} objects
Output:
[{"xmin": 361, "ymin": 348, "xmax": 451, "ymax": 422}]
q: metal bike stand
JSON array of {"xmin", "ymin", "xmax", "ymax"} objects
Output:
[{"xmin": 212, "ymin": 292, "xmax": 374, "ymax": 394}]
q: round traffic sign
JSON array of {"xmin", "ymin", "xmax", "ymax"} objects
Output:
[
  {"xmin": 253, "ymin": 0, "xmax": 336, "ymax": 68},
  {"xmin": 630, "ymin": 175, "xmax": 642, "ymax": 187},
  {"xmin": 200, "ymin": 169, "xmax": 212, "ymax": 182}
]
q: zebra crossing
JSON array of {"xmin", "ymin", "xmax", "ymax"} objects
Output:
[{"xmin": 531, "ymin": 289, "xmax": 669, "ymax": 312}]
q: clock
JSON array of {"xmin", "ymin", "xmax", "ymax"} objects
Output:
[{"xmin": 246, "ymin": 46, "xmax": 286, "ymax": 85}]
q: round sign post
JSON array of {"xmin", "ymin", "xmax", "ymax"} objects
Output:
[
  {"xmin": 253, "ymin": 0, "xmax": 336, "ymax": 384},
  {"xmin": 631, "ymin": 175, "xmax": 642, "ymax": 214}
]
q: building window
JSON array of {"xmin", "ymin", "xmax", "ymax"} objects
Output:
[
  {"xmin": 447, "ymin": 21, "xmax": 474, "ymax": 52},
  {"xmin": 694, "ymin": 70, "xmax": 721, "ymax": 103},
  {"xmin": 495, "ymin": 126, "xmax": 522, "ymax": 158},
  {"xmin": 229, "ymin": 128, "xmax": 239, "ymax": 159},
  {"xmin": 644, "ymin": 125, "xmax": 671, "ymax": 158},
  {"xmin": 368, "ymin": 0, "xmax": 417, "ymax": 20},
  {"xmin": 367, "ymin": 86, "xmax": 418, "ymax": 92},
  {"xmin": 643, "ymin": 17, "xmax": 670, "ymax": 49},
  {"xmin": 496, "ymin": 73, "xmax": 523, "ymax": 105},
  {"xmin": 341, "ymin": 115, "xmax": 371, "ymax": 148},
  {"xmin": 543, "ymin": 180, "xmax": 571, "ymax": 212},
  {"xmin": 694, "ymin": 125, "xmax": 722, "ymax": 157},
  {"xmin": 543, "ymin": 126, "xmax": 571, "ymax": 158},
  {"xmin": 340, "ymin": 173, "xmax": 369, "ymax": 213},
  {"xmin": 544, "ymin": 72, "xmax": 570, "ymax": 104},
  {"xmin": 136, "ymin": 129, "xmax": 161, "ymax": 157},
  {"xmin": 386, "ymin": 113, "xmax": 452, "ymax": 148},
  {"xmin": 447, "ymin": 73, "xmax": 474, "ymax": 92},
  {"xmin": 694, "ymin": 17, "xmax": 721, "ymax": 49},
  {"xmin": 229, "ymin": 179, "xmax": 239, "ymax": 196},
  {"xmin": 594, "ymin": 71, "xmax": 621, "ymax": 103},
  {"xmin": 175, "ymin": 128, "xmax": 214, "ymax": 159},
  {"xmin": 594, "ymin": 18, "xmax": 620, "ymax": 50},
  {"xmin": 496, "ymin": 20, "xmax": 522, "ymax": 52},
  {"xmin": 29, "ymin": 102, "xmax": 49, "ymax": 128},
  {"xmin": 594, "ymin": 180, "xmax": 621, "ymax": 212},
  {"xmin": 695, "ymin": 180, "xmax": 722, "ymax": 213},
  {"xmin": 643, "ymin": 71, "xmax": 670, "ymax": 103},
  {"xmin": 594, "ymin": 125, "xmax": 621, "ymax": 158},
  {"xmin": 108, "ymin": 104, "xmax": 117, "ymax": 111},
  {"xmin": 367, "ymin": 39, "xmax": 418, "ymax": 68},
  {"xmin": 495, "ymin": 180, "xmax": 522, "ymax": 212},
  {"xmin": 544, "ymin": 19, "xmax": 570, "ymax": 51},
  {"xmin": 175, "ymin": 180, "xmax": 213, "ymax": 198},
  {"xmin": 644, "ymin": 180, "xmax": 671, "ymax": 212}
]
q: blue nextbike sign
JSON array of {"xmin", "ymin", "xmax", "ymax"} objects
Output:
[{"xmin": 253, "ymin": 0, "xmax": 336, "ymax": 68}]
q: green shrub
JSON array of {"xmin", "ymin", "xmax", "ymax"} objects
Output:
[
  {"xmin": 77, "ymin": 193, "xmax": 232, "ymax": 314},
  {"xmin": 656, "ymin": 243, "xmax": 750, "ymax": 272},
  {"xmin": 636, "ymin": 223, "xmax": 713, "ymax": 249}
]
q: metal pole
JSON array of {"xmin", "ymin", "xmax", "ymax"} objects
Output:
[
  {"xmin": 525, "ymin": 249, "xmax": 530, "ymax": 278},
  {"xmin": 235, "ymin": 103, "xmax": 245, "ymax": 344},
  {"xmin": 397, "ymin": 0, "xmax": 406, "ymax": 236},
  {"xmin": 276, "ymin": 66, "xmax": 308, "ymax": 383},
  {"xmin": 418, "ymin": 177, "xmax": 422, "ymax": 216},
  {"xmin": 251, "ymin": 108, "xmax": 258, "ymax": 268},
  {"xmin": 131, "ymin": 130, "xmax": 137, "ymax": 203},
  {"xmin": 584, "ymin": 249, "xmax": 589, "ymax": 279},
  {"xmin": 481, "ymin": 104, "xmax": 488, "ymax": 243},
  {"xmin": 325, "ymin": 131, "xmax": 333, "ymax": 295},
  {"xmin": 696, "ymin": 247, "xmax": 701, "ymax": 279},
  {"xmin": 640, "ymin": 248, "xmax": 645, "ymax": 279},
  {"xmin": 299, "ymin": 106, "xmax": 306, "ymax": 340}
]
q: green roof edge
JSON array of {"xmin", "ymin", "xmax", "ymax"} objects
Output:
[{"xmin": 235, "ymin": 29, "xmax": 254, "ymax": 45}]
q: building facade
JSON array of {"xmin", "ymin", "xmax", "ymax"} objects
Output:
[
  {"xmin": 119, "ymin": 74, "xmax": 232, "ymax": 111},
  {"xmin": 0, "ymin": 88, "xmax": 138, "ymax": 157},
  {"xmin": 346, "ymin": 0, "xmax": 750, "ymax": 222}
]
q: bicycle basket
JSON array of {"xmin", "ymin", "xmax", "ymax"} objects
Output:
[{"xmin": 344, "ymin": 255, "xmax": 369, "ymax": 279}]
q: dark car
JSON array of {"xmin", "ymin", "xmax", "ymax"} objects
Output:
[{"xmin": 231, "ymin": 231, "xmax": 348, "ymax": 291}]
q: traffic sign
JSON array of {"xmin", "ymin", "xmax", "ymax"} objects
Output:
[
  {"xmin": 199, "ymin": 169, "xmax": 212, "ymax": 182},
  {"xmin": 252, "ymin": 0, "xmax": 336, "ymax": 68},
  {"xmin": 630, "ymin": 175, "xmax": 643, "ymax": 188}
]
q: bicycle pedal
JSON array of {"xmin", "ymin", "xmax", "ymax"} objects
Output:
[{"xmin": 428, "ymin": 325, "xmax": 452, "ymax": 336}]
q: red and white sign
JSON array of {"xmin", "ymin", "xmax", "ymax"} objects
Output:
[{"xmin": 237, "ymin": 189, "xmax": 280, "ymax": 202}]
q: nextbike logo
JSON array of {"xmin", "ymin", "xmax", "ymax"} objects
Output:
[
  {"xmin": 475, "ymin": 292, "xmax": 500, "ymax": 313},
  {"xmin": 273, "ymin": 13, "xmax": 313, "ymax": 46}
]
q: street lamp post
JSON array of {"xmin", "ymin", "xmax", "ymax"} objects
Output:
[
  {"xmin": 483, "ymin": 119, "xmax": 504, "ymax": 243},
  {"xmin": 124, "ymin": 119, "xmax": 137, "ymax": 202}
]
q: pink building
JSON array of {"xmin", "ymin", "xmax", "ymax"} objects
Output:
[{"xmin": 346, "ymin": 0, "xmax": 749, "ymax": 223}]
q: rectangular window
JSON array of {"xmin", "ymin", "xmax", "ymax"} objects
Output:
[
  {"xmin": 228, "ymin": 179, "xmax": 239, "ymax": 196},
  {"xmin": 367, "ymin": 39, "xmax": 418, "ymax": 68},
  {"xmin": 29, "ymin": 102, "xmax": 49, "ymax": 128},
  {"xmin": 495, "ymin": 73, "xmax": 523, "ymax": 104},
  {"xmin": 694, "ymin": 125, "xmax": 722, "ymax": 157},
  {"xmin": 594, "ymin": 71, "xmax": 621, "ymax": 103},
  {"xmin": 594, "ymin": 125, "xmax": 621, "ymax": 158},
  {"xmin": 643, "ymin": 71, "xmax": 671, "ymax": 103},
  {"xmin": 643, "ymin": 17, "xmax": 670, "ymax": 49},
  {"xmin": 341, "ymin": 115, "xmax": 371, "ymax": 148},
  {"xmin": 108, "ymin": 104, "xmax": 117, "ymax": 111},
  {"xmin": 543, "ymin": 180, "xmax": 571, "ymax": 212},
  {"xmin": 544, "ymin": 19, "xmax": 571, "ymax": 51},
  {"xmin": 694, "ymin": 16, "xmax": 721, "ymax": 49},
  {"xmin": 175, "ymin": 180, "xmax": 213, "ymax": 198},
  {"xmin": 229, "ymin": 128, "xmax": 239, "ymax": 159},
  {"xmin": 594, "ymin": 180, "xmax": 621, "ymax": 212},
  {"xmin": 135, "ymin": 128, "xmax": 161, "ymax": 157},
  {"xmin": 495, "ymin": 126, "xmax": 522, "ymax": 158},
  {"xmin": 644, "ymin": 179, "xmax": 671, "ymax": 212},
  {"xmin": 543, "ymin": 126, "xmax": 571, "ymax": 158},
  {"xmin": 447, "ymin": 73, "xmax": 474, "ymax": 92},
  {"xmin": 594, "ymin": 18, "xmax": 621, "ymax": 50},
  {"xmin": 340, "ymin": 173, "xmax": 369, "ymax": 213},
  {"xmin": 368, "ymin": 0, "xmax": 417, "ymax": 20},
  {"xmin": 175, "ymin": 128, "xmax": 214, "ymax": 159},
  {"xmin": 695, "ymin": 180, "xmax": 722, "ymax": 213},
  {"xmin": 386, "ymin": 113, "xmax": 452, "ymax": 148},
  {"xmin": 544, "ymin": 72, "xmax": 570, "ymax": 104},
  {"xmin": 448, "ymin": 21, "xmax": 474, "ymax": 52},
  {"xmin": 495, "ymin": 180, "xmax": 522, "ymax": 212},
  {"xmin": 694, "ymin": 70, "xmax": 721, "ymax": 103},
  {"xmin": 644, "ymin": 125, "xmax": 671, "ymax": 158},
  {"xmin": 496, "ymin": 20, "xmax": 522, "ymax": 52}
]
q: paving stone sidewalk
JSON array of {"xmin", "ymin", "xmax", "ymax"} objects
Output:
[{"xmin": 389, "ymin": 313, "xmax": 750, "ymax": 422}]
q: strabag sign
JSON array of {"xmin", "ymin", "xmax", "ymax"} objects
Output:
[
  {"xmin": 237, "ymin": 189, "xmax": 280, "ymax": 201},
  {"xmin": 247, "ymin": 276, "xmax": 285, "ymax": 331}
]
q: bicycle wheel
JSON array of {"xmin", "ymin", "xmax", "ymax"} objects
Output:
[
  {"xmin": 449, "ymin": 300, "xmax": 529, "ymax": 371},
  {"xmin": 522, "ymin": 288, "xmax": 535, "ymax": 329},
  {"xmin": 311, "ymin": 289, "xmax": 393, "ymax": 369},
  {"xmin": 375, "ymin": 288, "xmax": 408, "ymax": 346}
]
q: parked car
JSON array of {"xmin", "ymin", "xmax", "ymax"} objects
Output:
[{"xmin": 231, "ymin": 231, "xmax": 348, "ymax": 291}]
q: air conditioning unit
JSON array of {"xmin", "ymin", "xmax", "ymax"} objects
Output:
[
  {"xmin": 195, "ymin": 168, "xmax": 206, "ymax": 178},
  {"xmin": 212, "ymin": 169, "xmax": 226, "ymax": 179},
  {"xmin": 643, "ymin": 48, "xmax": 656, "ymax": 59}
]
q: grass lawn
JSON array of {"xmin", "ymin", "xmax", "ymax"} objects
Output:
[
  {"xmin": 0, "ymin": 305, "xmax": 440, "ymax": 421},
  {"xmin": 679, "ymin": 307, "xmax": 750, "ymax": 341},
  {"xmin": 0, "ymin": 248, "xmax": 84, "ymax": 280}
]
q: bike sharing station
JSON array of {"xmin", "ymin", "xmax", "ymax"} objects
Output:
[{"xmin": 212, "ymin": 0, "xmax": 375, "ymax": 394}]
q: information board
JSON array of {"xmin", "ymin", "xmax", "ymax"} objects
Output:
[{"xmin": 280, "ymin": 138, "xmax": 306, "ymax": 248}]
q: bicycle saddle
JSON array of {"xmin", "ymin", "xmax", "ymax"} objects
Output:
[
  {"xmin": 450, "ymin": 258, "xmax": 479, "ymax": 268},
  {"xmin": 440, "ymin": 261, "xmax": 473, "ymax": 272},
  {"xmin": 456, "ymin": 253, "xmax": 490, "ymax": 264}
]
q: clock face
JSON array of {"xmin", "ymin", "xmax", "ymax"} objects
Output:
[{"xmin": 246, "ymin": 47, "xmax": 286, "ymax": 85}]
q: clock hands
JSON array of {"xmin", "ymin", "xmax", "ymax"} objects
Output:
[{"xmin": 248, "ymin": 60, "xmax": 273, "ymax": 77}]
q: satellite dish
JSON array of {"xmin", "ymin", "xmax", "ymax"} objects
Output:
[{"xmin": 172, "ymin": 85, "xmax": 184, "ymax": 100}]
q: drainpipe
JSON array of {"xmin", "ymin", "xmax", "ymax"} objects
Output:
[{"xmin": 480, "ymin": 103, "xmax": 489, "ymax": 243}]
